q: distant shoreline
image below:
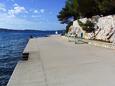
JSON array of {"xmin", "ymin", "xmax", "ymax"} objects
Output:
[{"xmin": 0, "ymin": 28, "xmax": 65, "ymax": 33}]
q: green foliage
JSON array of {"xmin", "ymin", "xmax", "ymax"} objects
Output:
[
  {"xmin": 78, "ymin": 0, "xmax": 115, "ymax": 17},
  {"xmin": 78, "ymin": 20, "xmax": 95, "ymax": 33},
  {"xmin": 65, "ymin": 22, "xmax": 73, "ymax": 33},
  {"xmin": 57, "ymin": 0, "xmax": 79, "ymax": 32},
  {"xmin": 57, "ymin": 0, "xmax": 79, "ymax": 24},
  {"xmin": 57, "ymin": 0, "xmax": 115, "ymax": 23},
  {"xmin": 57, "ymin": 0, "xmax": 115, "ymax": 34},
  {"xmin": 57, "ymin": 7, "xmax": 70, "ymax": 24},
  {"xmin": 78, "ymin": 0, "xmax": 98, "ymax": 17},
  {"xmin": 95, "ymin": 0, "xmax": 115, "ymax": 15}
]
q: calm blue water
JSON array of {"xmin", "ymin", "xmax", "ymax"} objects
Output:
[{"xmin": 0, "ymin": 30, "xmax": 62, "ymax": 86}]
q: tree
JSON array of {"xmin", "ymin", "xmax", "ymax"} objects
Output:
[
  {"xmin": 94, "ymin": 0, "xmax": 115, "ymax": 16},
  {"xmin": 78, "ymin": 19, "xmax": 96, "ymax": 39},
  {"xmin": 57, "ymin": 7, "xmax": 70, "ymax": 24},
  {"xmin": 57, "ymin": 0, "xmax": 98, "ymax": 24},
  {"xmin": 57, "ymin": 0, "xmax": 115, "ymax": 33},
  {"xmin": 65, "ymin": 22, "xmax": 73, "ymax": 33},
  {"xmin": 57, "ymin": 0, "xmax": 79, "ymax": 24},
  {"xmin": 78, "ymin": 0, "xmax": 98, "ymax": 17},
  {"xmin": 57, "ymin": 0, "xmax": 80, "ymax": 33},
  {"xmin": 78, "ymin": 0, "xmax": 115, "ymax": 17},
  {"xmin": 78, "ymin": 19, "xmax": 95, "ymax": 33}
]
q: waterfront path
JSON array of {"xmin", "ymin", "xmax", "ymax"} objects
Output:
[{"xmin": 7, "ymin": 36, "xmax": 115, "ymax": 86}]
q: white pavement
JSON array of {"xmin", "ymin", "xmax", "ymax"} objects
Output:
[{"xmin": 7, "ymin": 36, "xmax": 115, "ymax": 86}]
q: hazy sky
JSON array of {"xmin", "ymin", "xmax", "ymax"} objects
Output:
[{"xmin": 0, "ymin": 0, "xmax": 66, "ymax": 30}]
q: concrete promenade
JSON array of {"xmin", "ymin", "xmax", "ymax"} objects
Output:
[{"xmin": 7, "ymin": 36, "xmax": 115, "ymax": 86}]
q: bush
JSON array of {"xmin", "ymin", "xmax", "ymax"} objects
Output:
[{"xmin": 78, "ymin": 19, "xmax": 95, "ymax": 33}]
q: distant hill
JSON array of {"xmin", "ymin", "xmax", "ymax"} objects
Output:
[
  {"xmin": 0, "ymin": 28, "xmax": 41, "ymax": 32},
  {"xmin": 0, "ymin": 28, "xmax": 11, "ymax": 31},
  {"xmin": 0, "ymin": 28, "xmax": 65, "ymax": 33}
]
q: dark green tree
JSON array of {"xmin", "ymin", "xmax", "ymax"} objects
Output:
[
  {"xmin": 57, "ymin": 0, "xmax": 79, "ymax": 24},
  {"xmin": 78, "ymin": 0, "xmax": 98, "ymax": 17},
  {"xmin": 94, "ymin": 0, "xmax": 115, "ymax": 16},
  {"xmin": 78, "ymin": 19, "xmax": 96, "ymax": 39},
  {"xmin": 65, "ymin": 22, "xmax": 73, "ymax": 33},
  {"xmin": 57, "ymin": 0, "xmax": 115, "ymax": 33},
  {"xmin": 78, "ymin": 19, "xmax": 95, "ymax": 33},
  {"xmin": 57, "ymin": 0, "xmax": 80, "ymax": 33},
  {"xmin": 78, "ymin": 0, "xmax": 115, "ymax": 17}
]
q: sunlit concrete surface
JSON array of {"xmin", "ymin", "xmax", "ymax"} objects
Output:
[{"xmin": 7, "ymin": 36, "xmax": 115, "ymax": 86}]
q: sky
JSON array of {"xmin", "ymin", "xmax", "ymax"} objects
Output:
[{"xmin": 0, "ymin": 0, "xmax": 66, "ymax": 30}]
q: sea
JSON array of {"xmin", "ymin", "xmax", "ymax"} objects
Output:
[{"xmin": 0, "ymin": 30, "xmax": 64, "ymax": 86}]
